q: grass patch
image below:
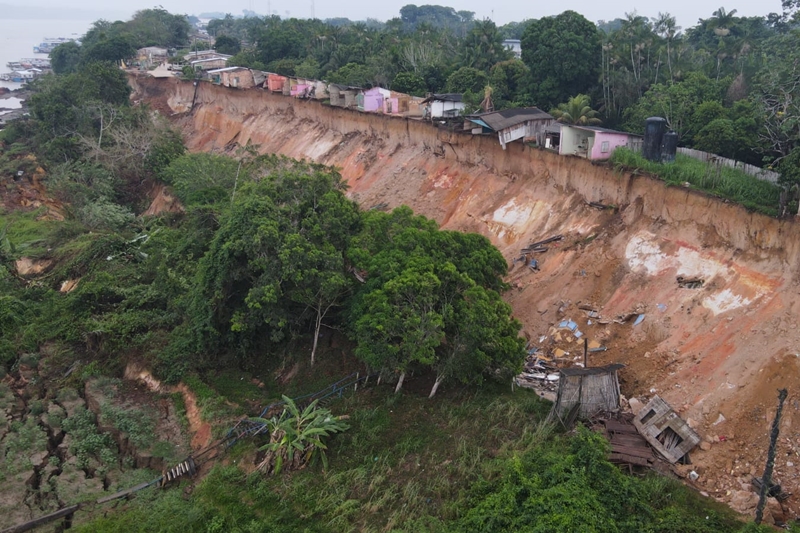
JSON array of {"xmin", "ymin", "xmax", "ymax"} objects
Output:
[
  {"xmin": 73, "ymin": 377, "xmax": 771, "ymax": 532},
  {"xmin": 0, "ymin": 207, "xmax": 62, "ymax": 258},
  {"xmin": 610, "ymin": 148, "xmax": 782, "ymax": 217}
]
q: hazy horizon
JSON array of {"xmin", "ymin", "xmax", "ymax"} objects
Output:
[{"xmin": 0, "ymin": 0, "xmax": 786, "ymax": 29}]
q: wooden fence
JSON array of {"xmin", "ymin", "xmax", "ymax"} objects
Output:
[{"xmin": 677, "ymin": 147, "xmax": 779, "ymax": 184}]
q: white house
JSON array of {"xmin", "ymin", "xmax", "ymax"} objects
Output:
[{"xmin": 421, "ymin": 93, "xmax": 466, "ymax": 119}]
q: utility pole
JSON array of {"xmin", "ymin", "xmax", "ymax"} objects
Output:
[
  {"xmin": 755, "ymin": 388, "xmax": 788, "ymax": 525},
  {"xmin": 311, "ymin": 0, "xmax": 315, "ymax": 20}
]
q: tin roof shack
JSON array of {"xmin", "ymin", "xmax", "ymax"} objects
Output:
[
  {"xmin": 551, "ymin": 364, "xmax": 624, "ymax": 424},
  {"xmin": 328, "ymin": 84, "xmax": 360, "ymax": 108},
  {"xmin": 184, "ymin": 50, "xmax": 231, "ymax": 62},
  {"xmin": 421, "ymin": 93, "xmax": 466, "ymax": 120},
  {"xmin": 633, "ymin": 395, "xmax": 700, "ymax": 464},
  {"xmin": 251, "ymin": 70, "xmax": 267, "ymax": 86},
  {"xmin": 559, "ymin": 125, "xmax": 642, "ymax": 160},
  {"xmin": 265, "ymin": 73, "xmax": 287, "ymax": 92},
  {"xmin": 467, "ymin": 108, "xmax": 554, "ymax": 149},
  {"xmin": 138, "ymin": 46, "xmax": 169, "ymax": 68},
  {"xmin": 190, "ymin": 57, "xmax": 229, "ymax": 72},
  {"xmin": 208, "ymin": 67, "xmax": 256, "ymax": 88}
]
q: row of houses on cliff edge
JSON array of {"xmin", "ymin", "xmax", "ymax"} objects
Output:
[{"xmin": 154, "ymin": 64, "xmax": 642, "ymax": 160}]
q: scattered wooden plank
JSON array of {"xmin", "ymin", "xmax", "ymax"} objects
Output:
[
  {"xmin": 604, "ymin": 420, "xmax": 639, "ymax": 434},
  {"xmin": 1, "ymin": 505, "xmax": 80, "ymax": 533},
  {"xmin": 610, "ymin": 453, "xmax": 651, "ymax": 467},
  {"xmin": 529, "ymin": 235, "xmax": 563, "ymax": 249},
  {"xmin": 96, "ymin": 481, "xmax": 154, "ymax": 504},
  {"xmin": 606, "ymin": 444, "xmax": 654, "ymax": 460}
]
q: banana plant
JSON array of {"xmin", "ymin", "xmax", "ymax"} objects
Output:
[{"xmin": 252, "ymin": 395, "xmax": 349, "ymax": 475}]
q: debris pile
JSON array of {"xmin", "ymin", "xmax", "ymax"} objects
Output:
[{"xmin": 513, "ymin": 234, "xmax": 563, "ymax": 272}]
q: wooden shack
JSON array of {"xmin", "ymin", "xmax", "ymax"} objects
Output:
[
  {"xmin": 633, "ymin": 395, "xmax": 700, "ymax": 464},
  {"xmin": 551, "ymin": 364, "xmax": 623, "ymax": 423},
  {"xmin": 328, "ymin": 83, "xmax": 360, "ymax": 108}
]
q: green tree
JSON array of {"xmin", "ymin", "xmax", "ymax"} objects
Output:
[
  {"xmin": 192, "ymin": 160, "xmax": 360, "ymax": 361},
  {"xmin": 126, "ymin": 8, "xmax": 191, "ymax": 48},
  {"xmin": 430, "ymin": 283, "xmax": 524, "ymax": 397},
  {"xmin": 445, "ymin": 66, "xmax": 488, "ymax": 94},
  {"xmin": 50, "ymin": 41, "xmax": 82, "ymax": 75},
  {"xmin": 489, "ymin": 60, "xmax": 530, "ymax": 108},
  {"xmin": 327, "ymin": 62, "xmax": 373, "ymax": 87},
  {"xmin": 622, "ymin": 72, "xmax": 727, "ymax": 142},
  {"xmin": 550, "ymin": 94, "xmax": 602, "ymax": 125},
  {"xmin": 392, "ymin": 72, "xmax": 427, "ymax": 96},
  {"xmin": 161, "ymin": 153, "xmax": 240, "ymax": 205},
  {"xmin": 521, "ymin": 11, "xmax": 601, "ymax": 109},
  {"xmin": 27, "ymin": 61, "xmax": 131, "ymax": 161},
  {"xmin": 81, "ymin": 35, "xmax": 137, "ymax": 63},
  {"xmin": 213, "ymin": 35, "xmax": 241, "ymax": 55},
  {"xmin": 354, "ymin": 261, "xmax": 445, "ymax": 393},
  {"xmin": 459, "ymin": 19, "xmax": 511, "ymax": 71},
  {"xmin": 349, "ymin": 207, "xmax": 517, "ymax": 393}
]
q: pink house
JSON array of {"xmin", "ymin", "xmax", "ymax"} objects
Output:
[
  {"xmin": 291, "ymin": 83, "xmax": 311, "ymax": 97},
  {"xmin": 361, "ymin": 87, "xmax": 391, "ymax": 113},
  {"xmin": 558, "ymin": 125, "xmax": 642, "ymax": 161}
]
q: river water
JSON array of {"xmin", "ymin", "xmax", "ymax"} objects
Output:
[{"xmin": 0, "ymin": 18, "xmax": 94, "ymax": 90}]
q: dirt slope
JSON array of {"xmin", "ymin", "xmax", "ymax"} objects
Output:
[{"xmin": 132, "ymin": 75, "xmax": 800, "ymax": 516}]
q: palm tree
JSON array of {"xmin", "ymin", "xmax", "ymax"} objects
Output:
[
  {"xmin": 550, "ymin": 94, "xmax": 602, "ymax": 125},
  {"xmin": 653, "ymin": 12, "xmax": 681, "ymax": 81}
]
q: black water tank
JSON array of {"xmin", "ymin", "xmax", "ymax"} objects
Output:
[
  {"xmin": 661, "ymin": 131, "xmax": 679, "ymax": 164},
  {"xmin": 643, "ymin": 117, "xmax": 667, "ymax": 162}
]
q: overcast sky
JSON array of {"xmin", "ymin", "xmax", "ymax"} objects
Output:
[{"xmin": 2, "ymin": 0, "xmax": 786, "ymax": 28}]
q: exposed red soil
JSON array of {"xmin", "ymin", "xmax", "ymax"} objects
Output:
[{"xmin": 132, "ymin": 74, "xmax": 800, "ymax": 519}]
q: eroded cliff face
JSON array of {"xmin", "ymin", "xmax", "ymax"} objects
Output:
[{"xmin": 133, "ymin": 75, "xmax": 800, "ymax": 516}]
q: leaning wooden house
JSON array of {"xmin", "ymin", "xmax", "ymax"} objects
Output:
[
  {"xmin": 550, "ymin": 364, "xmax": 624, "ymax": 424},
  {"xmin": 466, "ymin": 107, "xmax": 554, "ymax": 149}
]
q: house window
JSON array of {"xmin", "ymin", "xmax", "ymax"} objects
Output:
[{"xmin": 601, "ymin": 141, "xmax": 610, "ymax": 153}]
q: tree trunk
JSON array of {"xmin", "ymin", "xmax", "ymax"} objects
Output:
[
  {"xmin": 667, "ymin": 41, "xmax": 673, "ymax": 82},
  {"xmin": 310, "ymin": 309, "xmax": 322, "ymax": 366},
  {"xmin": 429, "ymin": 376, "xmax": 443, "ymax": 398},
  {"xmin": 394, "ymin": 372, "xmax": 405, "ymax": 394}
]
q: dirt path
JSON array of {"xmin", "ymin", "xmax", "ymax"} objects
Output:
[{"xmin": 124, "ymin": 363, "xmax": 212, "ymax": 451}]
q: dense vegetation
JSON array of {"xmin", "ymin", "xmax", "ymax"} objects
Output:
[{"xmin": 2, "ymin": 5, "xmax": 798, "ymax": 531}]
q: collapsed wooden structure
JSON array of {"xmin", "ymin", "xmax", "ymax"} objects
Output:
[
  {"xmin": 633, "ymin": 395, "xmax": 701, "ymax": 464},
  {"xmin": 550, "ymin": 363, "xmax": 624, "ymax": 424}
]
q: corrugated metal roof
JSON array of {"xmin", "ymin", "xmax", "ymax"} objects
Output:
[
  {"xmin": 568, "ymin": 125, "xmax": 642, "ymax": 136},
  {"xmin": 421, "ymin": 93, "xmax": 463, "ymax": 103},
  {"xmin": 468, "ymin": 107, "xmax": 553, "ymax": 131},
  {"xmin": 207, "ymin": 66, "xmax": 247, "ymax": 73}
]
